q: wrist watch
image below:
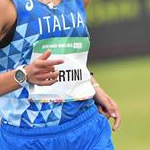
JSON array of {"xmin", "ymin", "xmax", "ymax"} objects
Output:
[{"xmin": 14, "ymin": 65, "xmax": 28, "ymax": 87}]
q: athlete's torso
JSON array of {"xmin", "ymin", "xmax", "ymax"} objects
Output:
[{"xmin": 0, "ymin": 0, "xmax": 95, "ymax": 128}]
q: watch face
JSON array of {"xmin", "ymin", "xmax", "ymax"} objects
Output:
[{"xmin": 15, "ymin": 70, "xmax": 25, "ymax": 83}]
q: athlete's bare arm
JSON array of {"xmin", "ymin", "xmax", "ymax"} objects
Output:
[
  {"xmin": 0, "ymin": 0, "xmax": 17, "ymax": 41},
  {"xmin": 83, "ymin": 0, "xmax": 92, "ymax": 8}
]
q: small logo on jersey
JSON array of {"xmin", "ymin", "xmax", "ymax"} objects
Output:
[{"xmin": 25, "ymin": 0, "xmax": 34, "ymax": 11}]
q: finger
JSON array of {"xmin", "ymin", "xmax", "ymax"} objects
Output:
[
  {"xmin": 35, "ymin": 71, "xmax": 59, "ymax": 80},
  {"xmin": 38, "ymin": 51, "xmax": 51, "ymax": 60},
  {"xmin": 104, "ymin": 112, "xmax": 111, "ymax": 119},
  {"xmin": 35, "ymin": 59, "xmax": 64, "ymax": 68},
  {"xmin": 36, "ymin": 78, "xmax": 58, "ymax": 86},
  {"xmin": 38, "ymin": 66, "xmax": 55, "ymax": 72},
  {"xmin": 50, "ymin": 71, "xmax": 59, "ymax": 79},
  {"xmin": 47, "ymin": 59, "xmax": 64, "ymax": 66},
  {"xmin": 112, "ymin": 112, "xmax": 121, "ymax": 131},
  {"xmin": 98, "ymin": 106, "xmax": 111, "ymax": 119},
  {"xmin": 105, "ymin": 101, "xmax": 117, "ymax": 116}
]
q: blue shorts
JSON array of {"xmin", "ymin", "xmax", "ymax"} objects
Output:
[{"xmin": 0, "ymin": 105, "xmax": 114, "ymax": 150}]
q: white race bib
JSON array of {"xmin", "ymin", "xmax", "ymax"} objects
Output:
[{"xmin": 29, "ymin": 37, "xmax": 95, "ymax": 102}]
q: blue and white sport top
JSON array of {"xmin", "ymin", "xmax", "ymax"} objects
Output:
[{"xmin": 0, "ymin": 0, "xmax": 95, "ymax": 128}]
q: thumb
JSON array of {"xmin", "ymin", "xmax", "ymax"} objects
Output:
[{"xmin": 38, "ymin": 50, "xmax": 51, "ymax": 60}]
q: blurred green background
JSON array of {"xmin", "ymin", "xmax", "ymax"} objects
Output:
[
  {"xmin": 89, "ymin": 56, "xmax": 150, "ymax": 150},
  {"xmin": 86, "ymin": 0, "xmax": 150, "ymax": 150}
]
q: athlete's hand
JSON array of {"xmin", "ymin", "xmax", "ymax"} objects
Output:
[
  {"xmin": 25, "ymin": 51, "xmax": 64, "ymax": 86},
  {"xmin": 91, "ymin": 76, "xmax": 121, "ymax": 131},
  {"xmin": 94, "ymin": 88, "xmax": 121, "ymax": 131}
]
